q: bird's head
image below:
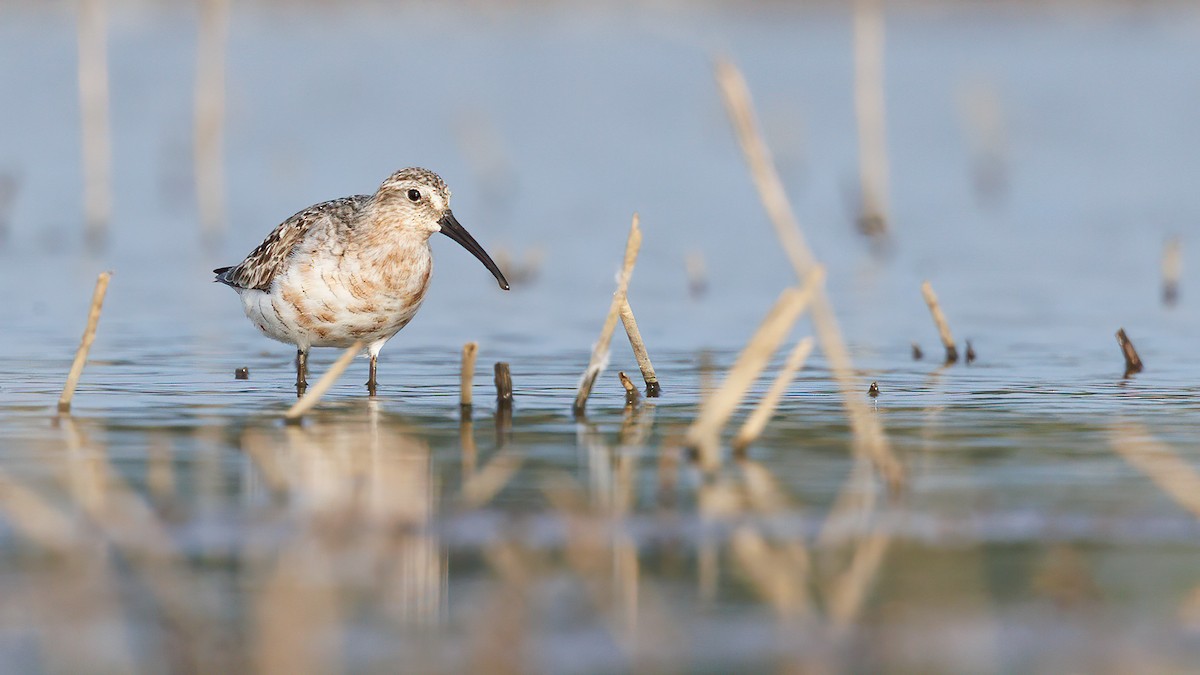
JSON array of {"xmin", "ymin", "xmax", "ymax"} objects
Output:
[{"xmin": 374, "ymin": 167, "xmax": 509, "ymax": 290}]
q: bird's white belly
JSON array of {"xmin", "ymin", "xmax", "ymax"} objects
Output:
[{"xmin": 239, "ymin": 252, "xmax": 432, "ymax": 351}]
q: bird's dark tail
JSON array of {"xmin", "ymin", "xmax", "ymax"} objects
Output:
[{"xmin": 213, "ymin": 266, "xmax": 234, "ymax": 285}]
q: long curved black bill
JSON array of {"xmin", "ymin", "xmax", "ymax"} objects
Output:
[{"xmin": 438, "ymin": 210, "xmax": 510, "ymax": 290}]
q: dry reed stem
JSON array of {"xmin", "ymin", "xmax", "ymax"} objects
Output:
[
  {"xmin": 0, "ymin": 470, "xmax": 77, "ymax": 550},
  {"xmin": 254, "ymin": 539, "xmax": 342, "ymax": 675},
  {"xmin": 715, "ymin": 57, "xmax": 904, "ymax": 490},
  {"xmin": 239, "ymin": 429, "xmax": 290, "ymax": 497},
  {"xmin": 1116, "ymin": 328, "xmax": 1143, "ymax": 378},
  {"xmin": 30, "ymin": 541, "xmax": 139, "ymax": 674},
  {"xmin": 827, "ymin": 530, "xmax": 891, "ymax": 635},
  {"xmin": 736, "ymin": 465, "xmax": 821, "ymax": 634},
  {"xmin": 284, "ymin": 341, "xmax": 363, "ymax": 421},
  {"xmin": 536, "ymin": 473, "xmax": 668, "ymax": 664},
  {"xmin": 618, "ymin": 371, "xmax": 639, "ymax": 405},
  {"xmin": 460, "ymin": 418, "xmax": 477, "ymax": 477},
  {"xmin": 920, "ymin": 281, "xmax": 958, "ymax": 363},
  {"xmin": 619, "ymin": 299, "xmax": 660, "ymax": 396},
  {"xmin": 461, "ymin": 341, "xmax": 478, "ymax": 410},
  {"xmin": 1110, "ymin": 423, "xmax": 1200, "ymax": 520},
  {"xmin": 459, "ymin": 451, "xmax": 524, "ymax": 509},
  {"xmin": 730, "ymin": 526, "xmax": 814, "ymax": 620},
  {"xmin": 471, "ymin": 543, "xmax": 534, "ymax": 675},
  {"xmin": 58, "ymin": 271, "xmax": 111, "ymax": 413},
  {"xmin": 816, "ymin": 456, "xmax": 877, "ymax": 549},
  {"xmin": 613, "ymin": 533, "xmax": 640, "ymax": 650},
  {"xmin": 61, "ymin": 423, "xmax": 218, "ymax": 671},
  {"xmin": 732, "ymin": 336, "xmax": 814, "ymax": 452},
  {"xmin": 853, "ymin": 0, "xmax": 891, "ymax": 236},
  {"xmin": 612, "ymin": 440, "xmax": 641, "ymax": 516},
  {"xmin": 686, "ymin": 249, "xmax": 708, "ymax": 298},
  {"xmin": 959, "ymin": 81, "xmax": 1008, "ymax": 205},
  {"xmin": 738, "ymin": 459, "xmax": 799, "ymax": 516},
  {"xmin": 618, "ymin": 400, "xmax": 655, "ymax": 449},
  {"xmin": 146, "ymin": 434, "xmax": 175, "ymax": 507},
  {"xmin": 77, "ymin": 0, "xmax": 111, "ymax": 247},
  {"xmin": 195, "ymin": 0, "xmax": 229, "ymax": 240},
  {"xmin": 574, "ymin": 214, "xmax": 642, "ymax": 414},
  {"xmin": 686, "ymin": 271, "xmax": 823, "ymax": 471},
  {"xmin": 715, "ymin": 60, "xmax": 816, "ymax": 275},
  {"xmin": 1163, "ymin": 235, "xmax": 1182, "ymax": 306}
]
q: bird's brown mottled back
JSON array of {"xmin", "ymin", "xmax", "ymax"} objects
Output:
[{"xmin": 214, "ymin": 196, "xmax": 368, "ymax": 291}]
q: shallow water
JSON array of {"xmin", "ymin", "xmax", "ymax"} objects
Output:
[{"xmin": 4, "ymin": 2, "xmax": 1200, "ymax": 672}]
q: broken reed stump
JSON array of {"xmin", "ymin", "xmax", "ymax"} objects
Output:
[
  {"xmin": 965, "ymin": 340, "xmax": 976, "ymax": 365},
  {"xmin": 494, "ymin": 362, "xmax": 513, "ymax": 408},
  {"xmin": 1163, "ymin": 235, "xmax": 1181, "ymax": 307},
  {"xmin": 920, "ymin": 281, "xmax": 958, "ymax": 364},
  {"xmin": 1116, "ymin": 328, "xmax": 1143, "ymax": 378},
  {"xmin": 58, "ymin": 272, "xmax": 112, "ymax": 413},
  {"xmin": 460, "ymin": 341, "xmax": 478, "ymax": 415},
  {"xmin": 574, "ymin": 214, "xmax": 642, "ymax": 415},
  {"xmin": 731, "ymin": 336, "xmax": 814, "ymax": 453},
  {"xmin": 494, "ymin": 362, "xmax": 513, "ymax": 445},
  {"xmin": 618, "ymin": 372, "xmax": 639, "ymax": 406},
  {"xmin": 619, "ymin": 298, "xmax": 660, "ymax": 397},
  {"xmin": 284, "ymin": 341, "xmax": 363, "ymax": 423},
  {"xmin": 911, "ymin": 343, "xmax": 923, "ymax": 360}
]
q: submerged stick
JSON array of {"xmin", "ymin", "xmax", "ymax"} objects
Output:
[
  {"xmin": 853, "ymin": 0, "xmax": 891, "ymax": 239},
  {"xmin": 460, "ymin": 341, "xmax": 478, "ymax": 413},
  {"xmin": 58, "ymin": 272, "xmax": 112, "ymax": 413},
  {"xmin": 716, "ymin": 57, "xmax": 904, "ymax": 490},
  {"xmin": 77, "ymin": 0, "xmax": 111, "ymax": 249},
  {"xmin": 920, "ymin": 281, "xmax": 958, "ymax": 364},
  {"xmin": 1116, "ymin": 328, "xmax": 1143, "ymax": 378},
  {"xmin": 732, "ymin": 336, "xmax": 814, "ymax": 453},
  {"xmin": 494, "ymin": 362, "xmax": 513, "ymax": 408},
  {"xmin": 618, "ymin": 371, "xmax": 639, "ymax": 406},
  {"xmin": 619, "ymin": 298, "xmax": 660, "ymax": 396},
  {"xmin": 686, "ymin": 272, "xmax": 823, "ymax": 470},
  {"xmin": 1163, "ymin": 235, "xmax": 1181, "ymax": 307},
  {"xmin": 574, "ymin": 214, "xmax": 642, "ymax": 415},
  {"xmin": 284, "ymin": 341, "xmax": 363, "ymax": 422}
]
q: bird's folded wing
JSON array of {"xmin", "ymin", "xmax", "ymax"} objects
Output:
[{"xmin": 214, "ymin": 196, "xmax": 364, "ymax": 291}]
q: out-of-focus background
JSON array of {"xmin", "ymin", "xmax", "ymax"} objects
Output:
[{"xmin": 4, "ymin": 1, "xmax": 1200, "ymax": 672}]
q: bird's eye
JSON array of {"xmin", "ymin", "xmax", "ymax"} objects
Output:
[{"xmin": 407, "ymin": 189, "xmax": 421, "ymax": 202}]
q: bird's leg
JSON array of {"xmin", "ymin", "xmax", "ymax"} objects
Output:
[
  {"xmin": 296, "ymin": 349, "xmax": 308, "ymax": 397},
  {"xmin": 366, "ymin": 354, "xmax": 378, "ymax": 397}
]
